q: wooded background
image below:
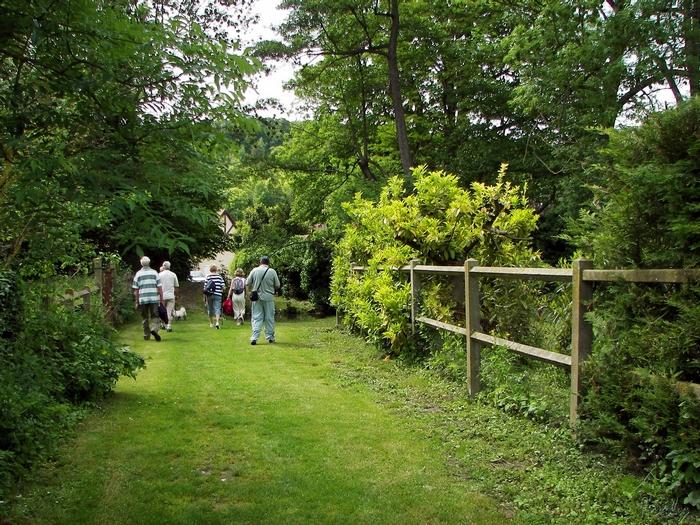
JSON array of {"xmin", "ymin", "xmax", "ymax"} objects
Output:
[{"xmin": 2, "ymin": 0, "xmax": 700, "ymax": 511}]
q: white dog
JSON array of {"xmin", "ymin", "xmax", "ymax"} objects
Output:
[{"xmin": 172, "ymin": 307, "xmax": 187, "ymax": 321}]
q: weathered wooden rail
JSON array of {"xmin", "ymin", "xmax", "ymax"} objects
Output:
[
  {"xmin": 349, "ymin": 259, "xmax": 700, "ymax": 425},
  {"xmin": 59, "ymin": 258, "xmax": 116, "ymax": 322}
]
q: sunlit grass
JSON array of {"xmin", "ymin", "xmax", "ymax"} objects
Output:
[
  {"xmin": 4, "ymin": 310, "xmax": 694, "ymax": 524},
  {"xmin": 1, "ymin": 313, "xmax": 507, "ymax": 525}
]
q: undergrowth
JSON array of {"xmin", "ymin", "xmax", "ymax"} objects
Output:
[
  {"xmin": 324, "ymin": 326, "xmax": 698, "ymax": 524},
  {"xmin": 0, "ymin": 270, "xmax": 145, "ymax": 499}
]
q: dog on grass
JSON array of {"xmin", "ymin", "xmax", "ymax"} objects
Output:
[{"xmin": 172, "ymin": 307, "xmax": 187, "ymax": 321}]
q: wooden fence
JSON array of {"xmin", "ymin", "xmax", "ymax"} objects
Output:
[
  {"xmin": 349, "ymin": 259, "xmax": 700, "ymax": 426},
  {"xmin": 59, "ymin": 258, "xmax": 116, "ymax": 323}
]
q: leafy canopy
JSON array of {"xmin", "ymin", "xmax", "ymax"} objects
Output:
[{"xmin": 0, "ymin": 0, "xmax": 261, "ymax": 275}]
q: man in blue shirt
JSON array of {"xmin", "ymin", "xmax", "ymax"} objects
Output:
[
  {"xmin": 246, "ymin": 255, "xmax": 281, "ymax": 345},
  {"xmin": 132, "ymin": 256, "xmax": 164, "ymax": 341}
]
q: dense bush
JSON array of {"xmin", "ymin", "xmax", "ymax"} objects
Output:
[
  {"xmin": 0, "ymin": 271, "xmax": 145, "ymax": 498},
  {"xmin": 230, "ymin": 179, "xmax": 336, "ymax": 313},
  {"xmin": 297, "ymin": 229, "xmax": 336, "ymax": 313},
  {"xmin": 231, "ymin": 223, "xmax": 336, "ymax": 313},
  {"xmin": 331, "ymin": 165, "xmax": 543, "ymax": 356},
  {"xmin": 569, "ymin": 98, "xmax": 700, "ymax": 508}
]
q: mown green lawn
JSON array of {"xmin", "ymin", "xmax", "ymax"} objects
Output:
[
  {"xmin": 2, "ymin": 310, "xmax": 697, "ymax": 525},
  {"xmin": 1, "ymin": 313, "xmax": 508, "ymax": 525}
]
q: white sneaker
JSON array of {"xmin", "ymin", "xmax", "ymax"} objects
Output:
[{"xmin": 210, "ymin": 323, "xmax": 214, "ymax": 328}]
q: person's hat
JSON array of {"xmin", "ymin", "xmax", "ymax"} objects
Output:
[{"xmin": 260, "ymin": 256, "xmax": 270, "ymax": 264}]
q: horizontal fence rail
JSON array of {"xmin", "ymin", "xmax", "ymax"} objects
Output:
[
  {"xmin": 416, "ymin": 316, "xmax": 470, "ymax": 337},
  {"xmin": 60, "ymin": 285, "xmax": 100, "ymax": 312},
  {"xmin": 470, "ymin": 267, "xmax": 573, "ymax": 282},
  {"xmin": 583, "ymin": 269, "xmax": 700, "ymax": 283},
  {"xmin": 471, "ymin": 332, "xmax": 573, "ymax": 368},
  {"xmin": 56, "ymin": 258, "xmax": 116, "ymax": 322},
  {"xmin": 349, "ymin": 260, "xmax": 700, "ymax": 425}
]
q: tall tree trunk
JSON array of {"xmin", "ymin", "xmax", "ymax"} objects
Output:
[
  {"xmin": 684, "ymin": 0, "xmax": 700, "ymax": 96},
  {"xmin": 387, "ymin": 0, "xmax": 413, "ymax": 176}
]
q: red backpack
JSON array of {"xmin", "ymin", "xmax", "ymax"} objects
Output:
[{"xmin": 222, "ymin": 298, "xmax": 234, "ymax": 316}]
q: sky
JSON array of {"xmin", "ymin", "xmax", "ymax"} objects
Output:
[
  {"xmin": 239, "ymin": 0, "xmax": 684, "ymax": 124},
  {"xmin": 242, "ymin": 0, "xmax": 303, "ymax": 118}
]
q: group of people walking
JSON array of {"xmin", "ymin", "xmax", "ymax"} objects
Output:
[
  {"xmin": 132, "ymin": 255, "xmax": 280, "ymax": 345},
  {"xmin": 132, "ymin": 256, "xmax": 179, "ymax": 341}
]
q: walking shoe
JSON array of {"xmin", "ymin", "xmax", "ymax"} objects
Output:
[
  {"xmin": 150, "ymin": 330, "xmax": 161, "ymax": 342},
  {"xmin": 216, "ymin": 323, "xmax": 220, "ymax": 329},
  {"xmin": 210, "ymin": 323, "xmax": 214, "ymax": 328},
  {"xmin": 250, "ymin": 340, "xmax": 256, "ymax": 345},
  {"xmin": 267, "ymin": 339, "xmax": 275, "ymax": 343},
  {"xmin": 143, "ymin": 335, "xmax": 150, "ymax": 340},
  {"xmin": 166, "ymin": 325, "xmax": 172, "ymax": 332}
]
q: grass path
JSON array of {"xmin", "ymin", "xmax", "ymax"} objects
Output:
[{"xmin": 4, "ymin": 313, "xmax": 509, "ymax": 525}]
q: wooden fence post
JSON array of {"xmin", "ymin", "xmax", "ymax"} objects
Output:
[
  {"xmin": 465, "ymin": 259, "xmax": 481, "ymax": 396},
  {"xmin": 65, "ymin": 288, "xmax": 75, "ymax": 312},
  {"xmin": 410, "ymin": 259, "xmax": 421, "ymax": 334},
  {"xmin": 82, "ymin": 286, "xmax": 91, "ymax": 312},
  {"xmin": 94, "ymin": 258, "xmax": 103, "ymax": 291},
  {"xmin": 571, "ymin": 258, "xmax": 594, "ymax": 426},
  {"xmin": 104, "ymin": 261, "xmax": 115, "ymax": 324}
]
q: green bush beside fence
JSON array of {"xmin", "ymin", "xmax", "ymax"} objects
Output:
[{"xmin": 0, "ymin": 270, "xmax": 145, "ymax": 498}]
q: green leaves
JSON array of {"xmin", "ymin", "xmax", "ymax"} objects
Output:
[
  {"xmin": 567, "ymin": 101, "xmax": 700, "ymax": 509},
  {"xmin": 0, "ymin": 274, "xmax": 146, "ymax": 498},
  {"xmin": 332, "ymin": 166, "xmax": 540, "ymax": 354},
  {"xmin": 1, "ymin": 0, "xmax": 261, "ymax": 273},
  {"xmin": 341, "ymin": 165, "xmax": 538, "ymax": 267}
]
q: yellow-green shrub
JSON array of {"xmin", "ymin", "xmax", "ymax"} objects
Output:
[{"xmin": 331, "ymin": 165, "xmax": 541, "ymax": 355}]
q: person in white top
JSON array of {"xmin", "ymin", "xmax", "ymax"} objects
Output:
[
  {"xmin": 158, "ymin": 261, "xmax": 179, "ymax": 332},
  {"xmin": 227, "ymin": 267, "xmax": 247, "ymax": 325}
]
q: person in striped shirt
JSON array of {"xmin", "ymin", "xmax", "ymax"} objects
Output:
[
  {"xmin": 203, "ymin": 264, "xmax": 226, "ymax": 329},
  {"xmin": 132, "ymin": 256, "xmax": 164, "ymax": 341}
]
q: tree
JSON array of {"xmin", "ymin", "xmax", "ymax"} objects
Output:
[
  {"xmin": 0, "ymin": 0, "xmax": 260, "ymax": 275},
  {"xmin": 504, "ymin": 0, "xmax": 700, "ymax": 140},
  {"xmin": 0, "ymin": 0, "xmax": 263, "ymax": 494},
  {"xmin": 566, "ymin": 99, "xmax": 700, "ymax": 508},
  {"xmin": 272, "ymin": 117, "xmax": 393, "ymax": 224},
  {"xmin": 259, "ymin": 0, "xmax": 580, "ymax": 262},
  {"xmin": 261, "ymin": 0, "xmax": 414, "ymax": 175}
]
